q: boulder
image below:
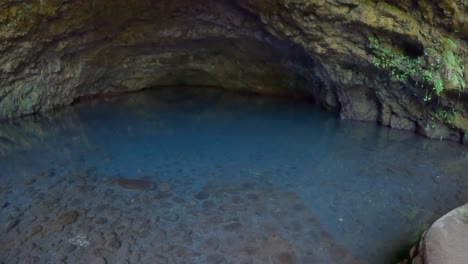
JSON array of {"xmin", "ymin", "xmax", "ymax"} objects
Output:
[{"xmin": 410, "ymin": 203, "xmax": 468, "ymax": 264}]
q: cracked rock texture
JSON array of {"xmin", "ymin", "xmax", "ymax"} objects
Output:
[{"xmin": 0, "ymin": 0, "xmax": 467, "ymax": 142}]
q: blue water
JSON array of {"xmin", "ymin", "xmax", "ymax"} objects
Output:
[{"xmin": 1, "ymin": 86, "xmax": 467, "ymax": 263}]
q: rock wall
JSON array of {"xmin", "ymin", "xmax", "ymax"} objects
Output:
[
  {"xmin": 0, "ymin": 0, "xmax": 467, "ymax": 142},
  {"xmin": 236, "ymin": 0, "xmax": 468, "ymax": 143},
  {"xmin": 0, "ymin": 0, "xmax": 324, "ymax": 119}
]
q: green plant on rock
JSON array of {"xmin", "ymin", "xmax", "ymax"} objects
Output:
[
  {"xmin": 440, "ymin": 38, "xmax": 465, "ymax": 92},
  {"xmin": 432, "ymin": 108, "xmax": 458, "ymax": 128},
  {"xmin": 368, "ymin": 37, "xmax": 466, "ymax": 101},
  {"xmin": 423, "ymin": 94, "xmax": 432, "ymax": 102},
  {"xmin": 433, "ymin": 78, "xmax": 444, "ymax": 95},
  {"xmin": 369, "ymin": 37, "xmax": 421, "ymax": 82}
]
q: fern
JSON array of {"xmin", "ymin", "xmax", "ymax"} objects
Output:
[{"xmin": 441, "ymin": 38, "xmax": 465, "ymax": 91}]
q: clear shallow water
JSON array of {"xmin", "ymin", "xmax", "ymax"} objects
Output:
[{"xmin": 1, "ymin": 87, "xmax": 468, "ymax": 264}]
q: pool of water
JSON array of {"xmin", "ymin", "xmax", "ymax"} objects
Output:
[{"xmin": 1, "ymin": 86, "xmax": 467, "ymax": 264}]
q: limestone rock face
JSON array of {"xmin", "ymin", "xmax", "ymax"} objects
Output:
[{"xmin": 0, "ymin": 0, "xmax": 467, "ymax": 142}]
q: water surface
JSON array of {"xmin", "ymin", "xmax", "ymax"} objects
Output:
[{"xmin": 1, "ymin": 87, "xmax": 467, "ymax": 263}]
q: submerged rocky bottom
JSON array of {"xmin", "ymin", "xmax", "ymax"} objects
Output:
[
  {"xmin": 1, "ymin": 87, "xmax": 467, "ymax": 263},
  {"xmin": 1, "ymin": 169, "xmax": 360, "ymax": 264}
]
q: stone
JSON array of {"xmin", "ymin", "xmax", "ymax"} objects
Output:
[
  {"xmin": 231, "ymin": 196, "xmax": 242, "ymax": 204},
  {"xmin": 90, "ymin": 257, "xmax": 107, "ymax": 264},
  {"xmin": 78, "ymin": 185, "xmax": 96, "ymax": 194},
  {"xmin": 247, "ymin": 193, "xmax": 259, "ymax": 201},
  {"xmin": 24, "ymin": 225, "xmax": 42, "ymax": 239},
  {"xmin": 201, "ymin": 201, "xmax": 216, "ymax": 209},
  {"xmin": 104, "ymin": 233, "xmax": 121, "ymax": 251},
  {"xmin": 201, "ymin": 238, "xmax": 220, "ymax": 251},
  {"xmin": 129, "ymin": 254, "xmax": 141, "ymax": 263},
  {"xmin": 69, "ymin": 234, "xmax": 91, "ymax": 247},
  {"xmin": 95, "ymin": 217, "xmax": 108, "ymax": 225},
  {"xmin": 26, "ymin": 178, "xmax": 37, "ymax": 185},
  {"xmin": 102, "ymin": 209, "xmax": 122, "ymax": 227},
  {"xmin": 4, "ymin": 218, "xmax": 19, "ymax": 232},
  {"xmin": 417, "ymin": 203, "xmax": 468, "ymax": 264},
  {"xmin": 160, "ymin": 211, "xmax": 179, "ymax": 222},
  {"xmin": 292, "ymin": 203, "xmax": 306, "ymax": 212},
  {"xmin": 172, "ymin": 196, "xmax": 185, "ymax": 204},
  {"xmin": 274, "ymin": 252, "xmax": 298, "ymax": 264},
  {"xmin": 93, "ymin": 248, "xmax": 114, "ymax": 260},
  {"xmin": 154, "ymin": 192, "xmax": 172, "ymax": 200},
  {"xmin": 22, "ymin": 256, "xmax": 40, "ymax": 264},
  {"xmin": 117, "ymin": 178, "xmax": 156, "ymax": 190},
  {"xmin": 55, "ymin": 211, "xmax": 79, "ymax": 226},
  {"xmin": 205, "ymin": 254, "xmax": 227, "ymax": 264},
  {"xmin": 61, "ymin": 244, "xmax": 77, "ymax": 254},
  {"xmin": 223, "ymin": 222, "xmax": 242, "ymax": 232},
  {"xmin": 140, "ymin": 254, "xmax": 168, "ymax": 263},
  {"xmin": 194, "ymin": 191, "xmax": 210, "ymax": 200}
]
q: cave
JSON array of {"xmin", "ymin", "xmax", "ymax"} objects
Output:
[
  {"xmin": 1, "ymin": 0, "xmax": 468, "ymax": 263},
  {"xmin": 0, "ymin": 0, "xmax": 336, "ymax": 119}
]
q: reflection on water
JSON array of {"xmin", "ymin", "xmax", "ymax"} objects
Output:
[{"xmin": 1, "ymin": 86, "xmax": 467, "ymax": 263}]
